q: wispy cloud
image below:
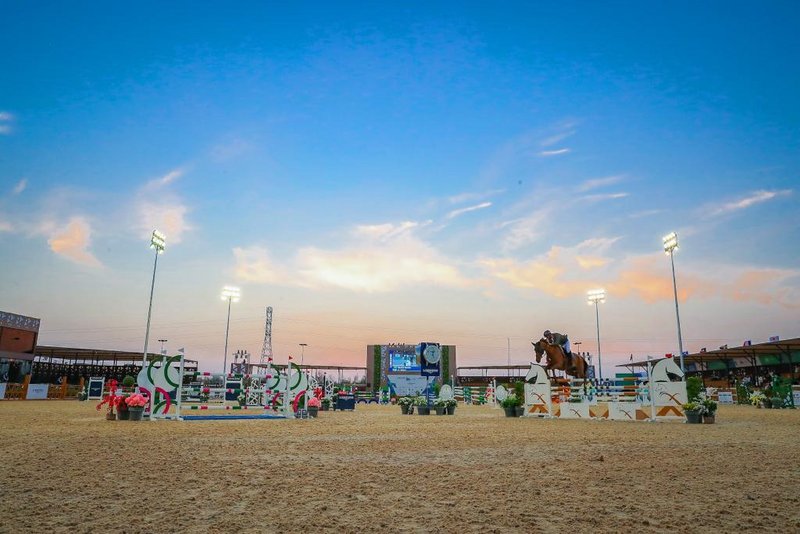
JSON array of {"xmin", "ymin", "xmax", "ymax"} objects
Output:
[
  {"xmin": 144, "ymin": 168, "xmax": 183, "ymax": 190},
  {"xmin": 629, "ymin": 209, "xmax": 664, "ymax": 219},
  {"xmin": 709, "ymin": 189, "xmax": 792, "ymax": 216},
  {"xmin": 538, "ymin": 148, "xmax": 570, "ymax": 157},
  {"xmin": 233, "ymin": 246, "xmax": 282, "ymax": 284},
  {"xmin": 446, "ymin": 202, "xmax": 492, "ymax": 220},
  {"xmin": 499, "ymin": 209, "xmax": 550, "ymax": 252},
  {"xmin": 12, "ymin": 178, "xmax": 27, "ymax": 195},
  {"xmin": 448, "ymin": 189, "xmax": 505, "ymax": 205},
  {"xmin": 540, "ymin": 130, "xmax": 575, "ymax": 147},
  {"xmin": 136, "ymin": 202, "xmax": 192, "ymax": 244},
  {"xmin": 234, "ymin": 221, "xmax": 473, "ymax": 293},
  {"xmin": 580, "ymin": 192, "xmax": 629, "ymax": 203},
  {"xmin": 577, "ymin": 175, "xmax": 624, "ymax": 192},
  {"xmin": 47, "ymin": 217, "xmax": 102, "ymax": 268},
  {"xmin": 0, "ymin": 111, "xmax": 14, "ymax": 134},
  {"xmin": 0, "ymin": 220, "xmax": 13, "ymax": 232},
  {"xmin": 135, "ymin": 168, "xmax": 192, "ymax": 244}
]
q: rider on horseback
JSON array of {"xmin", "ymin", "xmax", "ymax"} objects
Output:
[{"xmin": 543, "ymin": 330, "xmax": 573, "ymax": 362}]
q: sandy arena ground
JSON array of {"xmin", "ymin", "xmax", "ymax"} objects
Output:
[{"xmin": 1, "ymin": 402, "xmax": 799, "ymax": 533}]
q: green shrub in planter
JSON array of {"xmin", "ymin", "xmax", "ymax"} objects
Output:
[{"xmin": 122, "ymin": 375, "xmax": 136, "ymax": 389}]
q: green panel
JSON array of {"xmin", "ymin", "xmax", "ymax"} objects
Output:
[
  {"xmin": 373, "ymin": 345, "xmax": 381, "ymax": 392},
  {"xmin": 706, "ymin": 360, "xmax": 728, "ymax": 371},
  {"xmin": 791, "ymin": 351, "xmax": 800, "ymax": 364},
  {"xmin": 758, "ymin": 355, "xmax": 782, "ymax": 366}
]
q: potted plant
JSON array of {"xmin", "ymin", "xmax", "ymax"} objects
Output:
[
  {"xmin": 770, "ymin": 395, "xmax": 784, "ymax": 409},
  {"xmin": 237, "ymin": 392, "xmax": 247, "ymax": 407},
  {"xmin": 416, "ymin": 396, "xmax": 430, "ymax": 415},
  {"xmin": 398, "ymin": 396, "xmax": 414, "ymax": 414},
  {"xmin": 321, "ymin": 397, "xmax": 332, "ymax": 411},
  {"xmin": 307, "ymin": 397, "xmax": 321, "ymax": 417},
  {"xmin": 446, "ymin": 399, "xmax": 457, "ymax": 415},
  {"xmin": 682, "ymin": 401, "xmax": 704, "ymax": 424},
  {"xmin": 125, "ymin": 393, "xmax": 148, "ymax": 421},
  {"xmin": 117, "ymin": 395, "xmax": 131, "ymax": 420},
  {"xmin": 434, "ymin": 399, "xmax": 447, "ymax": 416},
  {"xmin": 513, "ymin": 381, "xmax": 526, "ymax": 417},
  {"xmin": 500, "ymin": 394, "xmax": 520, "ymax": 417},
  {"xmin": 701, "ymin": 398, "xmax": 718, "ymax": 424}
]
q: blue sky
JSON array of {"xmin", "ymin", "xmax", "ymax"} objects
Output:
[{"xmin": 1, "ymin": 2, "xmax": 799, "ymax": 373}]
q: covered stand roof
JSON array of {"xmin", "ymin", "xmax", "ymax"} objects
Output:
[
  {"xmin": 34, "ymin": 345, "xmax": 198, "ymax": 367},
  {"xmin": 619, "ymin": 337, "xmax": 800, "ymax": 370}
]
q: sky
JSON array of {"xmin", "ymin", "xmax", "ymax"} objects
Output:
[{"xmin": 1, "ymin": 2, "xmax": 799, "ymax": 375}]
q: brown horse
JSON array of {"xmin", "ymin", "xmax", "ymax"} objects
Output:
[{"xmin": 532, "ymin": 338, "xmax": 589, "ymax": 379}]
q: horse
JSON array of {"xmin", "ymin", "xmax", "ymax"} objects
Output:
[{"xmin": 532, "ymin": 338, "xmax": 589, "ymax": 380}]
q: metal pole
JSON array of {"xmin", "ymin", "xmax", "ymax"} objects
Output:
[
  {"xmin": 507, "ymin": 338, "xmax": 510, "ymax": 378},
  {"xmin": 595, "ymin": 300, "xmax": 602, "ymax": 380},
  {"xmin": 670, "ymin": 250, "xmax": 685, "ymax": 372},
  {"xmin": 222, "ymin": 296, "xmax": 232, "ymax": 375},
  {"xmin": 142, "ymin": 249, "xmax": 159, "ymax": 369}
]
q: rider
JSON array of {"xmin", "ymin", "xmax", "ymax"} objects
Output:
[{"xmin": 543, "ymin": 330, "xmax": 572, "ymax": 360}]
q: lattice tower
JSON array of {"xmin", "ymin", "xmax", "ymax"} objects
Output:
[{"xmin": 259, "ymin": 306, "xmax": 273, "ymax": 364}]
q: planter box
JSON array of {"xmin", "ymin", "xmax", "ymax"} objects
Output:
[
  {"xmin": 503, "ymin": 406, "xmax": 517, "ymax": 418},
  {"xmin": 401, "ymin": 405, "xmax": 409, "ymax": 415},
  {"xmin": 685, "ymin": 411, "xmax": 702, "ymax": 424},
  {"xmin": 128, "ymin": 407, "xmax": 144, "ymax": 421},
  {"xmin": 435, "ymin": 406, "xmax": 446, "ymax": 416},
  {"xmin": 447, "ymin": 405, "xmax": 456, "ymax": 415},
  {"xmin": 417, "ymin": 406, "xmax": 430, "ymax": 415}
]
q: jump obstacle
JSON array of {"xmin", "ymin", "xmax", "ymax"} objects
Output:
[
  {"xmin": 136, "ymin": 355, "xmax": 331, "ymax": 421},
  {"xmin": 513, "ymin": 356, "xmax": 688, "ymax": 422}
]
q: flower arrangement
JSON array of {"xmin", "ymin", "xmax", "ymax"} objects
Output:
[
  {"xmin": 397, "ymin": 397, "xmax": 414, "ymax": 407},
  {"xmin": 446, "ymin": 399, "xmax": 458, "ymax": 408},
  {"xmin": 701, "ymin": 398, "xmax": 718, "ymax": 417},
  {"xmin": 237, "ymin": 392, "xmax": 247, "ymax": 406},
  {"xmin": 414, "ymin": 396, "xmax": 428, "ymax": 406},
  {"xmin": 125, "ymin": 393, "xmax": 148, "ymax": 408},
  {"xmin": 434, "ymin": 399, "xmax": 448, "ymax": 407},
  {"xmin": 321, "ymin": 397, "xmax": 332, "ymax": 407},
  {"xmin": 307, "ymin": 397, "xmax": 321, "ymax": 408},
  {"xmin": 682, "ymin": 400, "xmax": 704, "ymax": 414},
  {"xmin": 96, "ymin": 379, "xmax": 120, "ymax": 417},
  {"xmin": 749, "ymin": 392, "xmax": 766, "ymax": 407}
]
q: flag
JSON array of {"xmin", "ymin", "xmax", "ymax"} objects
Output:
[
  {"xmin": 700, "ymin": 347, "xmax": 707, "ymax": 353},
  {"xmin": 289, "ymin": 355, "xmax": 293, "ymax": 360},
  {"xmin": 629, "ymin": 354, "xmax": 633, "ymax": 362},
  {"xmin": 719, "ymin": 344, "xmax": 728, "ymax": 350},
  {"xmin": 178, "ymin": 347, "xmax": 185, "ymax": 353},
  {"xmin": 769, "ymin": 335, "xmax": 780, "ymax": 342},
  {"xmin": 665, "ymin": 353, "xmax": 673, "ymax": 358},
  {"xmin": 743, "ymin": 340, "xmax": 751, "ymax": 347}
]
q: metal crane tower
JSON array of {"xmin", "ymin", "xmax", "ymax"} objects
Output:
[{"xmin": 259, "ymin": 306, "xmax": 273, "ymax": 364}]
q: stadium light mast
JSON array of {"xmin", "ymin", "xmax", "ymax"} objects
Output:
[
  {"xmin": 221, "ymin": 286, "xmax": 241, "ymax": 375},
  {"xmin": 663, "ymin": 232, "xmax": 685, "ymax": 372},
  {"xmin": 587, "ymin": 288, "xmax": 606, "ymax": 380},
  {"xmin": 142, "ymin": 230, "xmax": 165, "ymax": 369}
]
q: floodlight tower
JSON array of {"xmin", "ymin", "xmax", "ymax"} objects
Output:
[
  {"xmin": 221, "ymin": 286, "xmax": 241, "ymax": 375},
  {"xmin": 587, "ymin": 288, "xmax": 606, "ymax": 379},
  {"xmin": 142, "ymin": 230, "xmax": 165, "ymax": 369},
  {"xmin": 663, "ymin": 232, "xmax": 685, "ymax": 372}
]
